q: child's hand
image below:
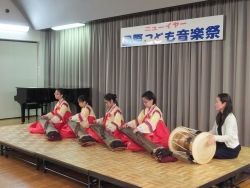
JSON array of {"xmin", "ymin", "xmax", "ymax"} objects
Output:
[
  {"xmin": 123, "ymin": 123, "xmax": 128, "ymax": 128},
  {"xmin": 133, "ymin": 128, "xmax": 139, "ymax": 134}
]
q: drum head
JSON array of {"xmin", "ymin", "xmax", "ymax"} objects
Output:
[
  {"xmin": 192, "ymin": 132, "xmax": 216, "ymax": 164},
  {"xmin": 168, "ymin": 126, "xmax": 190, "ymax": 152}
]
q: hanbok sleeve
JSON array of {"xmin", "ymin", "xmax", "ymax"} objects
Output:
[
  {"xmin": 96, "ymin": 117, "xmax": 104, "ymax": 125},
  {"xmin": 137, "ymin": 110, "xmax": 161, "ymax": 133},
  {"xmin": 127, "ymin": 110, "xmax": 144, "ymax": 128},
  {"xmin": 50, "ymin": 103, "xmax": 68, "ymax": 123},
  {"xmin": 45, "ymin": 112, "xmax": 54, "ymax": 119},
  {"xmin": 106, "ymin": 109, "xmax": 123, "ymax": 132}
]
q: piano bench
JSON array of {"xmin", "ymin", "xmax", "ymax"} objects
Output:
[{"xmin": 25, "ymin": 103, "xmax": 42, "ymax": 120}]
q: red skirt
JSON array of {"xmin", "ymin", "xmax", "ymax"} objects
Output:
[
  {"xmin": 111, "ymin": 129, "xmax": 145, "ymax": 151},
  {"xmin": 85, "ymin": 116, "xmax": 104, "ymax": 143},
  {"xmin": 144, "ymin": 120, "xmax": 170, "ymax": 149},
  {"xmin": 29, "ymin": 111, "xmax": 76, "ymax": 138}
]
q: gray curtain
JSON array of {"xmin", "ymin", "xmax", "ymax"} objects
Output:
[{"xmin": 40, "ymin": 0, "xmax": 250, "ymax": 146}]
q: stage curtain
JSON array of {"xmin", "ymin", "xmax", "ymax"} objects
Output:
[{"xmin": 40, "ymin": 0, "xmax": 250, "ymax": 146}]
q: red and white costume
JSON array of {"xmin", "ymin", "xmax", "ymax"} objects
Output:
[
  {"xmin": 70, "ymin": 104, "xmax": 103, "ymax": 143},
  {"xmin": 127, "ymin": 105, "xmax": 170, "ymax": 149},
  {"xmin": 97, "ymin": 104, "xmax": 143, "ymax": 151},
  {"xmin": 29, "ymin": 99, "xmax": 75, "ymax": 138}
]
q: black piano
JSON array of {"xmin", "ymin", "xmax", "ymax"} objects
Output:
[{"xmin": 14, "ymin": 87, "xmax": 90, "ymax": 123}]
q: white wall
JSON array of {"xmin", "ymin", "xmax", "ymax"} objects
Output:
[
  {"xmin": 0, "ymin": 0, "xmax": 44, "ymax": 119},
  {"xmin": 0, "ymin": 41, "xmax": 38, "ymax": 119}
]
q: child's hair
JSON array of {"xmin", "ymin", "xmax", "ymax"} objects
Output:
[
  {"xmin": 104, "ymin": 93, "xmax": 119, "ymax": 106},
  {"xmin": 216, "ymin": 93, "xmax": 233, "ymax": 126},
  {"xmin": 78, "ymin": 95, "xmax": 92, "ymax": 107},
  {"xmin": 55, "ymin": 88, "xmax": 68, "ymax": 101},
  {"xmin": 141, "ymin": 91, "xmax": 156, "ymax": 104}
]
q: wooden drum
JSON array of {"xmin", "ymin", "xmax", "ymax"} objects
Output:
[{"xmin": 169, "ymin": 126, "xmax": 216, "ymax": 164}]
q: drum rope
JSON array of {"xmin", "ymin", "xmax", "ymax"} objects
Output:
[
  {"xmin": 172, "ymin": 140, "xmax": 187, "ymax": 151},
  {"xmin": 184, "ymin": 127, "xmax": 200, "ymax": 135},
  {"xmin": 174, "ymin": 151, "xmax": 189, "ymax": 159},
  {"xmin": 175, "ymin": 132, "xmax": 195, "ymax": 139}
]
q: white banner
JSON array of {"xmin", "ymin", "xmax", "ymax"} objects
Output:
[{"xmin": 121, "ymin": 15, "xmax": 224, "ymax": 47}]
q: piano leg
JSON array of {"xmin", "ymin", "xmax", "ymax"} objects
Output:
[
  {"xmin": 41, "ymin": 103, "xmax": 44, "ymax": 115},
  {"xmin": 41, "ymin": 103, "xmax": 48, "ymax": 115},
  {"xmin": 21, "ymin": 104, "xmax": 26, "ymax": 124}
]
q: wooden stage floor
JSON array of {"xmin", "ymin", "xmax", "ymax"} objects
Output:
[{"xmin": 0, "ymin": 124, "xmax": 250, "ymax": 188}]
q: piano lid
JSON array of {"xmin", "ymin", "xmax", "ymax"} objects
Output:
[{"xmin": 14, "ymin": 87, "xmax": 91, "ymax": 104}]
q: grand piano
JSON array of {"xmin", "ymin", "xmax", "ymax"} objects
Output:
[{"xmin": 14, "ymin": 87, "xmax": 90, "ymax": 123}]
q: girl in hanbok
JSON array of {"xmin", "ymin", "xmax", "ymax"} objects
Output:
[
  {"xmin": 95, "ymin": 93, "xmax": 143, "ymax": 151},
  {"xmin": 69, "ymin": 95, "xmax": 103, "ymax": 143},
  {"xmin": 29, "ymin": 88, "xmax": 75, "ymax": 138},
  {"xmin": 124, "ymin": 91, "xmax": 170, "ymax": 149}
]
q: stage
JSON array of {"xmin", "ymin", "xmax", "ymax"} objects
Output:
[{"xmin": 0, "ymin": 124, "xmax": 250, "ymax": 188}]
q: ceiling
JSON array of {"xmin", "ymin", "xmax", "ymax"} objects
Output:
[{"xmin": 12, "ymin": 0, "xmax": 207, "ymax": 30}]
